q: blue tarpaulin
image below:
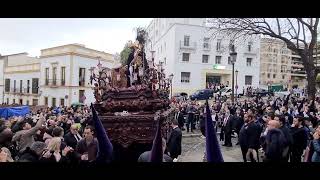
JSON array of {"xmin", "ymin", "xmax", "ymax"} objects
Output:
[{"xmin": 0, "ymin": 106, "xmax": 30, "ymax": 119}]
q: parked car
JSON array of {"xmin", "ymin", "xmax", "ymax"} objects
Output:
[
  {"xmin": 213, "ymin": 87, "xmax": 231, "ymax": 98},
  {"xmin": 274, "ymin": 91, "xmax": 290, "ymax": 98},
  {"xmin": 189, "ymin": 89, "xmax": 214, "ymax": 100},
  {"xmin": 173, "ymin": 92, "xmax": 188, "ymax": 101},
  {"xmin": 253, "ymin": 88, "xmax": 274, "ymax": 97},
  {"xmin": 221, "ymin": 87, "xmax": 232, "ymax": 97}
]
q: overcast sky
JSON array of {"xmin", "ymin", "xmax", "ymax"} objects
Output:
[{"xmin": 0, "ymin": 18, "xmax": 152, "ymax": 57}]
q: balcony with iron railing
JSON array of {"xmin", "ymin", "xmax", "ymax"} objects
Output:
[
  {"xmin": 79, "ymin": 79, "xmax": 86, "ymax": 87},
  {"xmin": 45, "ymin": 79, "xmax": 66, "ymax": 87},
  {"xmin": 291, "ymin": 70, "xmax": 306, "ymax": 77},
  {"xmin": 6, "ymin": 87, "xmax": 40, "ymax": 96},
  {"xmin": 180, "ymin": 41, "xmax": 197, "ymax": 50}
]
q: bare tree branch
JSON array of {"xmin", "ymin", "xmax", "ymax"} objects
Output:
[
  {"xmin": 276, "ymin": 18, "xmax": 281, "ymax": 35},
  {"xmin": 208, "ymin": 18, "xmax": 319, "ymax": 100},
  {"xmin": 297, "ymin": 18, "xmax": 313, "ymax": 32}
]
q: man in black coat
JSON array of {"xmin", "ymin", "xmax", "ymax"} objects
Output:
[
  {"xmin": 290, "ymin": 116, "xmax": 308, "ymax": 162},
  {"xmin": 167, "ymin": 120, "xmax": 182, "ymax": 159},
  {"xmin": 232, "ymin": 109, "xmax": 244, "ymax": 145},
  {"xmin": 64, "ymin": 124, "xmax": 83, "ymax": 149},
  {"xmin": 222, "ymin": 110, "xmax": 234, "ymax": 147},
  {"xmin": 175, "ymin": 108, "xmax": 185, "ymax": 131},
  {"xmin": 186, "ymin": 104, "xmax": 196, "ymax": 133},
  {"xmin": 275, "ymin": 115, "xmax": 293, "ymax": 161},
  {"xmin": 282, "ymin": 107, "xmax": 293, "ymax": 127},
  {"xmin": 239, "ymin": 113, "xmax": 261, "ymax": 162}
]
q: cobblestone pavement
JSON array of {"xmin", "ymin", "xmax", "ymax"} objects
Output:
[{"xmin": 178, "ymin": 129, "xmax": 243, "ymax": 162}]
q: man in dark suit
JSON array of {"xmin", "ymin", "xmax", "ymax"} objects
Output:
[
  {"xmin": 239, "ymin": 113, "xmax": 261, "ymax": 162},
  {"xmin": 222, "ymin": 110, "xmax": 234, "ymax": 147},
  {"xmin": 64, "ymin": 124, "xmax": 82, "ymax": 149},
  {"xmin": 186, "ymin": 104, "xmax": 196, "ymax": 133},
  {"xmin": 167, "ymin": 119, "xmax": 182, "ymax": 159},
  {"xmin": 232, "ymin": 109, "xmax": 244, "ymax": 145},
  {"xmin": 175, "ymin": 108, "xmax": 185, "ymax": 131}
]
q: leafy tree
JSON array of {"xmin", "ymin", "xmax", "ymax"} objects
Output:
[{"xmin": 120, "ymin": 42, "xmax": 132, "ymax": 65}]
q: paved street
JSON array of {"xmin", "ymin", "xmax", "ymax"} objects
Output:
[{"xmin": 178, "ymin": 129, "xmax": 243, "ymax": 162}]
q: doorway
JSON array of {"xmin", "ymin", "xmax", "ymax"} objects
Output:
[{"xmin": 206, "ymin": 75, "xmax": 221, "ymax": 84}]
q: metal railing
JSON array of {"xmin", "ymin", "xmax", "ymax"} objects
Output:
[
  {"xmin": 45, "ymin": 79, "xmax": 65, "ymax": 87},
  {"xmin": 79, "ymin": 80, "xmax": 85, "ymax": 86},
  {"xmin": 6, "ymin": 87, "xmax": 39, "ymax": 95}
]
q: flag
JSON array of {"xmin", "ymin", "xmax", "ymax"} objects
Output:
[
  {"xmin": 205, "ymin": 100, "xmax": 224, "ymax": 162},
  {"xmin": 149, "ymin": 116, "xmax": 163, "ymax": 162},
  {"xmin": 91, "ymin": 104, "xmax": 113, "ymax": 162}
]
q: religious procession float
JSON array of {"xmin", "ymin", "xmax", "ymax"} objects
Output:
[{"xmin": 90, "ymin": 29, "xmax": 174, "ymax": 161}]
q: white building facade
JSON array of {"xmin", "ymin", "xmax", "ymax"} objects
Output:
[
  {"xmin": 0, "ymin": 44, "xmax": 115, "ymax": 107},
  {"xmin": 0, "ymin": 56, "xmax": 4, "ymax": 104},
  {"xmin": 146, "ymin": 18, "xmax": 260, "ymax": 95},
  {"xmin": 1, "ymin": 53, "xmax": 41, "ymax": 106},
  {"xmin": 39, "ymin": 44, "xmax": 115, "ymax": 107}
]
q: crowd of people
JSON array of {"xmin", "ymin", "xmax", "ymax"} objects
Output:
[
  {"xmin": 0, "ymin": 104, "xmax": 183, "ymax": 163},
  {"xmin": 171, "ymin": 92, "xmax": 320, "ymax": 162},
  {"xmin": 2, "ymin": 89, "xmax": 320, "ymax": 162},
  {"xmin": 0, "ymin": 105, "xmax": 99, "ymax": 162}
]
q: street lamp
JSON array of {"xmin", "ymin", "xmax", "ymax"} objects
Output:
[
  {"xmin": 229, "ymin": 45, "xmax": 237, "ymax": 105},
  {"xmin": 235, "ymin": 69, "xmax": 239, "ymax": 101},
  {"xmin": 169, "ymin": 73, "xmax": 174, "ymax": 99}
]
